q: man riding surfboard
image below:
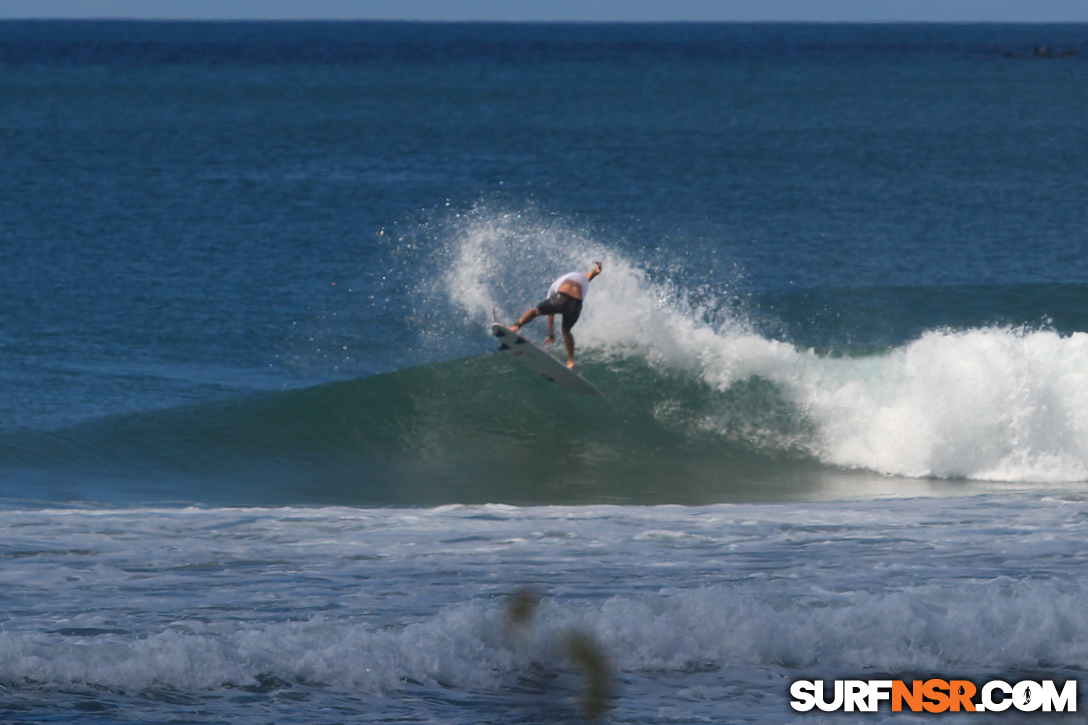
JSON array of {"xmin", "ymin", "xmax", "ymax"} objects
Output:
[{"xmin": 510, "ymin": 261, "xmax": 602, "ymax": 369}]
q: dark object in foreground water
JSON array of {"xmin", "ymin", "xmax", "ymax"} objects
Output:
[
  {"xmin": 505, "ymin": 587, "xmax": 615, "ymax": 721},
  {"xmin": 564, "ymin": 630, "xmax": 614, "ymax": 721},
  {"xmin": 506, "ymin": 586, "xmax": 542, "ymax": 627}
]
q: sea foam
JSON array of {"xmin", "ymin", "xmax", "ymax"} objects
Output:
[
  {"xmin": 2, "ymin": 499, "xmax": 1084, "ymax": 723},
  {"xmin": 3, "ymin": 580, "xmax": 1086, "ymax": 692}
]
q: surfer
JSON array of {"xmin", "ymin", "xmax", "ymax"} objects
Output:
[{"xmin": 510, "ymin": 261, "xmax": 602, "ymax": 369}]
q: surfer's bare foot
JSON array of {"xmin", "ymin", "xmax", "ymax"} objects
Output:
[
  {"xmin": 544, "ymin": 335, "xmax": 555, "ymax": 345},
  {"xmin": 566, "ymin": 360, "xmax": 575, "ymax": 369},
  {"xmin": 509, "ymin": 324, "xmax": 520, "ymax": 332}
]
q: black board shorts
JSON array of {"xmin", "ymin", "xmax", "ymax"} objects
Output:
[{"xmin": 536, "ymin": 292, "xmax": 583, "ymax": 331}]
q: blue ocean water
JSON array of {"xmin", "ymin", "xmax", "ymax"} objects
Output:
[{"xmin": 2, "ymin": 20, "xmax": 1088, "ymax": 723}]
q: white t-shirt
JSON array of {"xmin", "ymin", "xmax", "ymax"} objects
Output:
[{"xmin": 547, "ymin": 272, "xmax": 590, "ymax": 299}]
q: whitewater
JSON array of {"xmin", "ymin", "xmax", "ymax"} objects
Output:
[{"xmin": 3, "ymin": 497, "xmax": 1087, "ymax": 724}]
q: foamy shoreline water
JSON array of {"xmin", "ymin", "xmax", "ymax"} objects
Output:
[{"xmin": 2, "ymin": 495, "xmax": 1085, "ymax": 723}]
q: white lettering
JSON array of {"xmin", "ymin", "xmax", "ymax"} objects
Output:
[
  {"xmin": 789, "ymin": 677, "xmax": 1076, "ymax": 713},
  {"xmin": 814, "ymin": 680, "xmax": 844, "ymax": 712},
  {"xmin": 868, "ymin": 680, "xmax": 892, "ymax": 711},
  {"xmin": 981, "ymin": 680, "xmax": 1012, "ymax": 712},
  {"xmin": 1014, "ymin": 680, "xmax": 1044, "ymax": 712},
  {"xmin": 1041, "ymin": 680, "xmax": 1077, "ymax": 712},
  {"xmin": 844, "ymin": 680, "xmax": 870, "ymax": 712},
  {"xmin": 789, "ymin": 680, "xmax": 816, "ymax": 712}
]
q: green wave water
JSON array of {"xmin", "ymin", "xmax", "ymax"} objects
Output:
[{"xmin": 0, "ymin": 352, "xmax": 845, "ymax": 506}]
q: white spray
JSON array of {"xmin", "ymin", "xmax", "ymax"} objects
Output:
[{"xmin": 430, "ymin": 209, "xmax": 1088, "ymax": 483}]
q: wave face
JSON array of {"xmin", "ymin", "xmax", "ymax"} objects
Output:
[
  {"xmin": 0, "ymin": 354, "xmax": 823, "ymax": 506},
  {"xmin": 5, "ymin": 210, "xmax": 1088, "ymax": 506}
]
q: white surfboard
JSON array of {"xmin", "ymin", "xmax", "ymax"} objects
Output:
[{"xmin": 490, "ymin": 323, "xmax": 604, "ymax": 397}]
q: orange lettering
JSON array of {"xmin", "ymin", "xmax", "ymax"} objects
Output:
[
  {"xmin": 892, "ymin": 680, "xmax": 924, "ymax": 712},
  {"xmin": 922, "ymin": 679, "xmax": 950, "ymax": 713},
  {"xmin": 948, "ymin": 680, "xmax": 976, "ymax": 712}
]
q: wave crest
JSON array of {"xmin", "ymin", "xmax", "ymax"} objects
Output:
[{"xmin": 426, "ymin": 209, "xmax": 1088, "ymax": 484}]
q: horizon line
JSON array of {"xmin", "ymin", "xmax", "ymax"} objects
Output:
[{"xmin": 3, "ymin": 17, "xmax": 1088, "ymax": 24}]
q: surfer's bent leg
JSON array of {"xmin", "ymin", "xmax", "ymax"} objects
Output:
[
  {"xmin": 511, "ymin": 307, "xmax": 539, "ymax": 331},
  {"xmin": 515, "ymin": 298, "xmax": 557, "ymax": 330},
  {"xmin": 515, "ymin": 294, "xmax": 562, "ymax": 331}
]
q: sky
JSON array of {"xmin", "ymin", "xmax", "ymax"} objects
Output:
[{"xmin": 1, "ymin": 1, "xmax": 1087, "ymax": 23}]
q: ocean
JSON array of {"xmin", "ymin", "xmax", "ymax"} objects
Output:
[{"xmin": 2, "ymin": 19, "xmax": 1088, "ymax": 723}]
